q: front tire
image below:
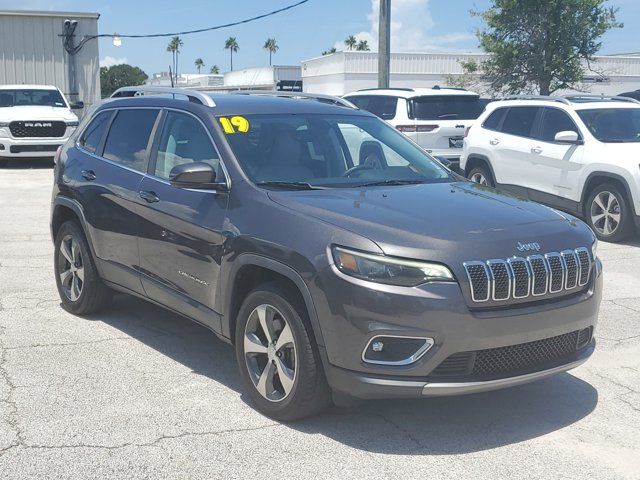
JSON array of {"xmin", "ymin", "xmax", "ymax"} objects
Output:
[
  {"xmin": 585, "ymin": 183, "xmax": 634, "ymax": 242},
  {"xmin": 467, "ymin": 165, "xmax": 494, "ymax": 187},
  {"xmin": 54, "ymin": 220, "xmax": 112, "ymax": 314},
  {"xmin": 235, "ymin": 282, "xmax": 331, "ymax": 421}
]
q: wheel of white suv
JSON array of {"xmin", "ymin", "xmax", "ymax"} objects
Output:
[
  {"xmin": 586, "ymin": 183, "xmax": 634, "ymax": 242},
  {"xmin": 467, "ymin": 165, "xmax": 494, "ymax": 187},
  {"xmin": 235, "ymin": 282, "xmax": 330, "ymax": 421},
  {"xmin": 54, "ymin": 220, "xmax": 112, "ymax": 314}
]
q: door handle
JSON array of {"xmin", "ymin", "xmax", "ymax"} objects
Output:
[
  {"xmin": 139, "ymin": 190, "xmax": 160, "ymax": 203},
  {"xmin": 531, "ymin": 146, "xmax": 543, "ymax": 154},
  {"xmin": 489, "ymin": 139, "xmax": 500, "ymax": 145},
  {"xmin": 81, "ymin": 169, "xmax": 96, "ymax": 181}
]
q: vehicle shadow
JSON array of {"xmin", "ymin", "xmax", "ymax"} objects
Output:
[
  {"xmin": 1, "ymin": 158, "xmax": 54, "ymax": 169},
  {"xmin": 93, "ymin": 293, "xmax": 598, "ymax": 456}
]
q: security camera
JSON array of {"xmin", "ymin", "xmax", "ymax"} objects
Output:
[
  {"xmin": 70, "ymin": 20, "xmax": 78, "ymax": 27},
  {"xmin": 64, "ymin": 19, "xmax": 71, "ymax": 28}
]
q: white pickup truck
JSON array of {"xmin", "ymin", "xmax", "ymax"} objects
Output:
[{"xmin": 0, "ymin": 84, "xmax": 82, "ymax": 166}]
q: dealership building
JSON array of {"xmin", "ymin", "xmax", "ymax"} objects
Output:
[
  {"xmin": 301, "ymin": 51, "xmax": 640, "ymax": 97},
  {"xmin": 0, "ymin": 9, "xmax": 101, "ymax": 113}
]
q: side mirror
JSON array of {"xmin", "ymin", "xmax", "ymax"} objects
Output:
[
  {"xmin": 554, "ymin": 130, "xmax": 581, "ymax": 144},
  {"xmin": 169, "ymin": 162, "xmax": 223, "ymax": 189},
  {"xmin": 69, "ymin": 101, "xmax": 85, "ymax": 110}
]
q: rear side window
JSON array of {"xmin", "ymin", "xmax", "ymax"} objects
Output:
[
  {"xmin": 482, "ymin": 107, "xmax": 507, "ymax": 131},
  {"xmin": 538, "ymin": 108, "xmax": 580, "ymax": 142},
  {"xmin": 79, "ymin": 111, "xmax": 111, "ymax": 154},
  {"xmin": 103, "ymin": 109, "xmax": 159, "ymax": 172},
  {"xmin": 409, "ymin": 95, "xmax": 484, "ymax": 120},
  {"xmin": 502, "ymin": 107, "xmax": 540, "ymax": 138},
  {"xmin": 349, "ymin": 95, "xmax": 398, "ymax": 120}
]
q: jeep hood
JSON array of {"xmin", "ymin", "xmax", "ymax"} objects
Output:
[{"xmin": 268, "ymin": 181, "xmax": 593, "ymax": 262}]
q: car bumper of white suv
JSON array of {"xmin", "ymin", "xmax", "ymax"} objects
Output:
[{"xmin": 0, "ymin": 125, "xmax": 75, "ymax": 158}]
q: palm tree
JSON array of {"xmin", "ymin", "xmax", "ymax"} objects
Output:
[
  {"xmin": 356, "ymin": 40, "xmax": 370, "ymax": 51},
  {"xmin": 263, "ymin": 38, "xmax": 279, "ymax": 66},
  {"xmin": 166, "ymin": 36, "xmax": 183, "ymax": 82},
  {"xmin": 210, "ymin": 65, "xmax": 220, "ymax": 74},
  {"xmin": 194, "ymin": 58, "xmax": 204, "ymax": 74},
  {"xmin": 345, "ymin": 35, "xmax": 357, "ymax": 51},
  {"xmin": 224, "ymin": 37, "xmax": 239, "ymax": 71},
  {"xmin": 321, "ymin": 47, "xmax": 337, "ymax": 56}
]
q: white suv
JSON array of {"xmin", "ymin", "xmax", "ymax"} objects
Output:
[
  {"xmin": 461, "ymin": 95, "xmax": 640, "ymax": 242},
  {"xmin": 0, "ymin": 85, "xmax": 82, "ymax": 167},
  {"xmin": 344, "ymin": 87, "xmax": 489, "ymax": 170}
]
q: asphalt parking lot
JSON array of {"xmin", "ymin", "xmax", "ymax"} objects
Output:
[{"xmin": 0, "ymin": 161, "xmax": 638, "ymax": 480}]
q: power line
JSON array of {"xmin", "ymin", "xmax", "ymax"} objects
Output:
[{"xmin": 63, "ymin": 0, "xmax": 309, "ymax": 55}]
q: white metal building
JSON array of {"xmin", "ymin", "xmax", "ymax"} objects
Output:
[
  {"xmin": 0, "ymin": 10, "xmax": 101, "ymax": 112},
  {"xmin": 302, "ymin": 51, "xmax": 640, "ymax": 96}
]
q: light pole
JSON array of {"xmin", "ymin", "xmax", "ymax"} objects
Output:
[{"xmin": 378, "ymin": 0, "xmax": 391, "ymax": 88}]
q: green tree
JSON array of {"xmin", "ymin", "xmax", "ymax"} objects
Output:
[
  {"xmin": 344, "ymin": 35, "xmax": 357, "ymax": 51},
  {"xmin": 263, "ymin": 38, "xmax": 279, "ymax": 66},
  {"xmin": 224, "ymin": 37, "xmax": 239, "ymax": 71},
  {"xmin": 210, "ymin": 64, "xmax": 220, "ymax": 74},
  {"xmin": 194, "ymin": 58, "xmax": 205, "ymax": 74},
  {"xmin": 475, "ymin": 0, "xmax": 621, "ymax": 95},
  {"xmin": 356, "ymin": 40, "xmax": 370, "ymax": 51},
  {"xmin": 166, "ymin": 36, "xmax": 184, "ymax": 82},
  {"xmin": 100, "ymin": 64, "xmax": 148, "ymax": 98},
  {"xmin": 321, "ymin": 47, "xmax": 337, "ymax": 56}
]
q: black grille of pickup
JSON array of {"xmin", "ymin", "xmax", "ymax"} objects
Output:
[
  {"xmin": 9, "ymin": 121, "xmax": 67, "ymax": 138},
  {"xmin": 430, "ymin": 327, "xmax": 592, "ymax": 379}
]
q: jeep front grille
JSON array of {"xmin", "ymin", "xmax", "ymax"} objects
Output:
[
  {"xmin": 9, "ymin": 121, "xmax": 67, "ymax": 138},
  {"xmin": 464, "ymin": 247, "xmax": 592, "ymax": 304}
]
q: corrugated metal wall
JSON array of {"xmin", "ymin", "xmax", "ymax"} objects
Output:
[{"xmin": 0, "ymin": 11, "xmax": 101, "ymax": 111}]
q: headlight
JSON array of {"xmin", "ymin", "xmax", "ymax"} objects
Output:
[
  {"xmin": 331, "ymin": 246, "xmax": 455, "ymax": 286},
  {"xmin": 0, "ymin": 122, "xmax": 9, "ymax": 127},
  {"xmin": 591, "ymin": 237, "xmax": 598, "ymax": 259}
]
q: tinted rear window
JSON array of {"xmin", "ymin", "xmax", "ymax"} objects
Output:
[
  {"xmin": 80, "ymin": 111, "xmax": 112, "ymax": 154},
  {"xmin": 103, "ymin": 109, "xmax": 159, "ymax": 171},
  {"xmin": 409, "ymin": 95, "xmax": 484, "ymax": 120},
  {"xmin": 349, "ymin": 95, "xmax": 398, "ymax": 120},
  {"xmin": 502, "ymin": 107, "xmax": 540, "ymax": 138}
]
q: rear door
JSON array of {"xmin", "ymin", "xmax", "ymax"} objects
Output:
[
  {"xmin": 136, "ymin": 109, "xmax": 229, "ymax": 331},
  {"xmin": 71, "ymin": 107, "xmax": 160, "ymax": 294},
  {"xmin": 493, "ymin": 106, "xmax": 541, "ymax": 191},
  {"xmin": 408, "ymin": 95, "xmax": 483, "ymax": 154},
  {"xmin": 527, "ymin": 107, "xmax": 585, "ymax": 206}
]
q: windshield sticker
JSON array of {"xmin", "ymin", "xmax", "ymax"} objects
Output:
[{"xmin": 219, "ymin": 116, "xmax": 250, "ymax": 134}]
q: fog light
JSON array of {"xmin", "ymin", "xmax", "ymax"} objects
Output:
[
  {"xmin": 363, "ymin": 335, "xmax": 434, "ymax": 366},
  {"xmin": 0, "ymin": 144, "xmax": 5, "ymax": 150}
]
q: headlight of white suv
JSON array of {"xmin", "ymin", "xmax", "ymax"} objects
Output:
[
  {"xmin": 0, "ymin": 121, "xmax": 8, "ymax": 138},
  {"xmin": 331, "ymin": 246, "xmax": 455, "ymax": 287}
]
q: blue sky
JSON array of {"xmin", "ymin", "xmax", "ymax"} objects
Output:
[{"xmin": 2, "ymin": 0, "xmax": 639, "ymax": 75}]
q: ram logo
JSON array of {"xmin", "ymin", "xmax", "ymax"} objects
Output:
[
  {"xmin": 516, "ymin": 241, "xmax": 541, "ymax": 252},
  {"xmin": 24, "ymin": 122, "xmax": 52, "ymax": 128}
]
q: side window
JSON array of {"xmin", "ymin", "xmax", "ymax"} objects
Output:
[
  {"xmin": 79, "ymin": 111, "xmax": 111, "ymax": 154},
  {"xmin": 154, "ymin": 111, "xmax": 221, "ymax": 180},
  {"xmin": 539, "ymin": 108, "xmax": 580, "ymax": 142},
  {"xmin": 502, "ymin": 107, "xmax": 540, "ymax": 138},
  {"xmin": 482, "ymin": 107, "xmax": 506, "ymax": 131},
  {"xmin": 103, "ymin": 109, "xmax": 159, "ymax": 172}
]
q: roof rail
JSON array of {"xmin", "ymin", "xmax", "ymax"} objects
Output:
[
  {"xmin": 432, "ymin": 85, "xmax": 468, "ymax": 91},
  {"xmin": 502, "ymin": 95, "xmax": 571, "ymax": 105},
  {"xmin": 564, "ymin": 94, "xmax": 640, "ymax": 104},
  {"xmin": 229, "ymin": 90, "xmax": 357, "ymax": 108},
  {"xmin": 110, "ymin": 86, "xmax": 216, "ymax": 107},
  {"xmin": 356, "ymin": 87, "xmax": 415, "ymax": 92}
]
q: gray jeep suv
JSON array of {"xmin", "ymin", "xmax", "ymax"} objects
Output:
[{"xmin": 50, "ymin": 88, "xmax": 601, "ymax": 420}]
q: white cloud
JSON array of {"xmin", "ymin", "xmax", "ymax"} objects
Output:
[
  {"xmin": 341, "ymin": 0, "xmax": 474, "ymax": 52},
  {"xmin": 100, "ymin": 56, "xmax": 129, "ymax": 68}
]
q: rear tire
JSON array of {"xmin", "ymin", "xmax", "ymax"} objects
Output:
[
  {"xmin": 585, "ymin": 183, "xmax": 634, "ymax": 242},
  {"xmin": 54, "ymin": 220, "xmax": 112, "ymax": 315},
  {"xmin": 235, "ymin": 282, "xmax": 331, "ymax": 421},
  {"xmin": 467, "ymin": 164, "xmax": 494, "ymax": 187}
]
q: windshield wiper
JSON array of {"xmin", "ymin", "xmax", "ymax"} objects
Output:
[
  {"xmin": 256, "ymin": 181, "xmax": 326, "ymax": 190},
  {"xmin": 354, "ymin": 179, "xmax": 428, "ymax": 188},
  {"xmin": 437, "ymin": 113, "xmax": 460, "ymax": 119}
]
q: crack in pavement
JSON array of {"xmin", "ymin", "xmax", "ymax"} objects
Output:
[
  {"xmin": 0, "ymin": 335, "xmax": 26, "ymax": 454},
  {"xmin": 3, "ymin": 333, "xmax": 170, "ymax": 351}
]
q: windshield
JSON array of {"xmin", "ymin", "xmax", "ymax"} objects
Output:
[
  {"xmin": 409, "ymin": 95, "xmax": 484, "ymax": 120},
  {"xmin": 0, "ymin": 89, "xmax": 67, "ymax": 108},
  {"xmin": 577, "ymin": 108, "xmax": 640, "ymax": 143},
  {"xmin": 220, "ymin": 113, "xmax": 452, "ymax": 188}
]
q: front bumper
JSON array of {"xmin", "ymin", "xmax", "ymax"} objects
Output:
[
  {"xmin": 312, "ymin": 259, "xmax": 602, "ymax": 399},
  {"xmin": 0, "ymin": 131, "xmax": 72, "ymax": 158}
]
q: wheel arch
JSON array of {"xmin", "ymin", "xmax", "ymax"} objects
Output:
[
  {"xmin": 223, "ymin": 254, "xmax": 325, "ymax": 349},
  {"xmin": 580, "ymin": 171, "xmax": 637, "ymax": 216},
  {"xmin": 464, "ymin": 154, "xmax": 497, "ymax": 181},
  {"xmin": 51, "ymin": 196, "xmax": 100, "ymax": 261}
]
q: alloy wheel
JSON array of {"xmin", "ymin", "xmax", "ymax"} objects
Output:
[
  {"xmin": 590, "ymin": 191, "xmax": 621, "ymax": 236},
  {"xmin": 470, "ymin": 172, "xmax": 488, "ymax": 186},
  {"xmin": 243, "ymin": 304, "xmax": 297, "ymax": 402},
  {"xmin": 58, "ymin": 234, "xmax": 84, "ymax": 301}
]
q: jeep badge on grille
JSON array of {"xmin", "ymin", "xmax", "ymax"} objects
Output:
[{"xmin": 516, "ymin": 241, "xmax": 541, "ymax": 252}]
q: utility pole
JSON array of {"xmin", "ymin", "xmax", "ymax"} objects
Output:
[{"xmin": 378, "ymin": 0, "xmax": 391, "ymax": 88}]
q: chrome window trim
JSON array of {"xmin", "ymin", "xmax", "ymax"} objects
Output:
[
  {"xmin": 463, "ymin": 261, "xmax": 491, "ymax": 302},
  {"xmin": 545, "ymin": 252, "xmax": 565, "ymax": 294},
  {"xmin": 362, "ymin": 335, "xmax": 435, "ymax": 366},
  {"xmin": 507, "ymin": 256, "xmax": 531, "ymax": 299},
  {"xmin": 487, "ymin": 259, "xmax": 512, "ymax": 301}
]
